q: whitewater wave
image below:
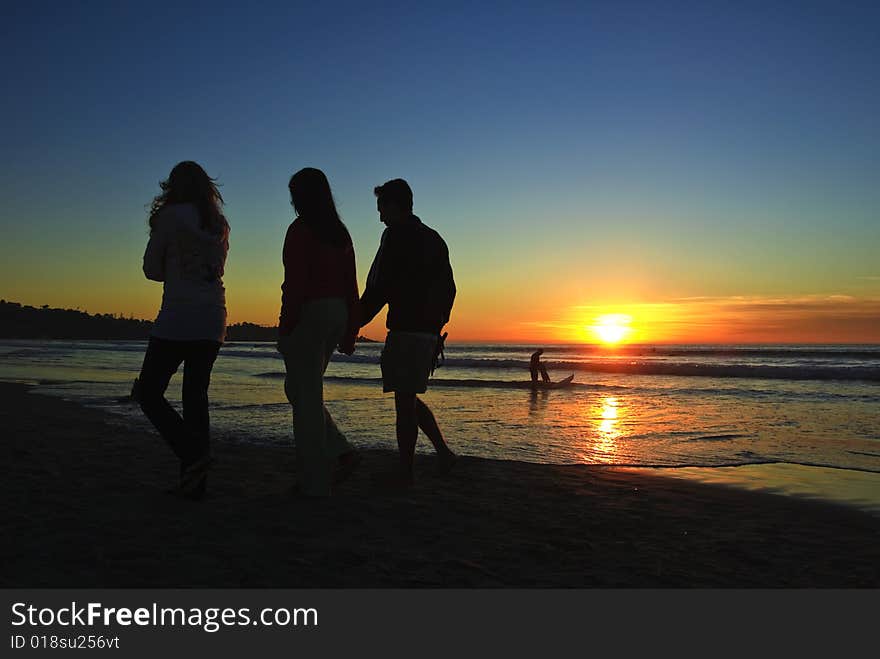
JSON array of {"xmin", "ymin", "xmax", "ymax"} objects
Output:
[
  {"xmin": 327, "ymin": 357, "xmax": 880, "ymax": 382},
  {"xmin": 325, "ymin": 353, "xmax": 880, "ymax": 382},
  {"xmin": 338, "ymin": 343, "xmax": 880, "ymax": 360},
  {"xmin": 247, "ymin": 373, "xmax": 880, "ymax": 402},
  {"xmin": 5, "ymin": 339, "xmax": 880, "ymax": 382},
  {"xmin": 253, "ymin": 372, "xmax": 602, "ymax": 391}
]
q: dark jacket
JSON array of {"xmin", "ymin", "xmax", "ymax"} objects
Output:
[{"xmin": 360, "ymin": 215, "xmax": 455, "ymax": 334}]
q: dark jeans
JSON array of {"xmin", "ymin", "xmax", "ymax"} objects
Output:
[{"xmin": 138, "ymin": 336, "xmax": 221, "ymax": 467}]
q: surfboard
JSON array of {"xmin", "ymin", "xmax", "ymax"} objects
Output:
[
  {"xmin": 551, "ymin": 374, "xmax": 575, "ymax": 388},
  {"xmin": 534, "ymin": 374, "xmax": 575, "ymax": 389}
]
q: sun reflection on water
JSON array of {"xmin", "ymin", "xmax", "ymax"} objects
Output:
[
  {"xmin": 599, "ymin": 396, "xmax": 619, "ymax": 433},
  {"xmin": 590, "ymin": 396, "xmax": 625, "ymax": 462}
]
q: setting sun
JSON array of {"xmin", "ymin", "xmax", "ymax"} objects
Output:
[{"xmin": 589, "ymin": 314, "xmax": 633, "ymax": 345}]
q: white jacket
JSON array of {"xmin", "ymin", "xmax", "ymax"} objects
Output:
[{"xmin": 143, "ymin": 203, "xmax": 229, "ymax": 342}]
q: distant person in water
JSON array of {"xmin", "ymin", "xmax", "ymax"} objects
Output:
[
  {"xmin": 277, "ymin": 167, "xmax": 361, "ymax": 498},
  {"xmin": 138, "ymin": 161, "xmax": 229, "ymax": 500},
  {"xmin": 358, "ymin": 178, "xmax": 457, "ymax": 487},
  {"xmin": 530, "ymin": 349, "xmax": 551, "ymax": 384}
]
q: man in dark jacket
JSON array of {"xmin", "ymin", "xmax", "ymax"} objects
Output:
[{"xmin": 359, "ymin": 178, "xmax": 457, "ymax": 486}]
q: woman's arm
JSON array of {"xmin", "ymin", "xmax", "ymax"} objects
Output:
[
  {"xmin": 142, "ymin": 214, "xmax": 168, "ymax": 281},
  {"xmin": 278, "ymin": 221, "xmax": 310, "ymax": 336},
  {"xmin": 339, "ymin": 245, "xmax": 360, "ymax": 354}
]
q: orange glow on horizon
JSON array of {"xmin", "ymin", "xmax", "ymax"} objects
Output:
[
  {"xmin": 506, "ymin": 295, "xmax": 880, "ymax": 345},
  {"xmin": 5, "ymin": 289, "xmax": 879, "ymax": 345}
]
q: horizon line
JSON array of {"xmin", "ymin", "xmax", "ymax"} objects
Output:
[{"xmin": 3, "ymin": 299, "xmax": 879, "ymax": 347}]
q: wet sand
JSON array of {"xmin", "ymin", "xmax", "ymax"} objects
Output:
[{"xmin": 2, "ymin": 382, "xmax": 878, "ymax": 587}]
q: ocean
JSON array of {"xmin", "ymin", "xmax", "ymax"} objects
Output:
[{"xmin": 3, "ymin": 340, "xmax": 879, "ymax": 513}]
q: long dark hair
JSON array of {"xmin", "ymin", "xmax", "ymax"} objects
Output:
[
  {"xmin": 288, "ymin": 167, "xmax": 352, "ymax": 247},
  {"xmin": 149, "ymin": 161, "xmax": 229, "ymax": 237}
]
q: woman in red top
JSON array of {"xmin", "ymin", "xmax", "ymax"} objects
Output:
[{"xmin": 278, "ymin": 167, "xmax": 361, "ymax": 497}]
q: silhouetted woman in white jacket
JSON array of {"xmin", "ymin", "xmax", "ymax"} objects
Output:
[{"xmin": 139, "ymin": 161, "xmax": 229, "ymax": 500}]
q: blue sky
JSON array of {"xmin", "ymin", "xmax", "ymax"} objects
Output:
[{"xmin": 1, "ymin": 1, "xmax": 878, "ymax": 340}]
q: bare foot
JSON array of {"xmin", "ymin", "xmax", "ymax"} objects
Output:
[
  {"xmin": 435, "ymin": 450, "xmax": 458, "ymax": 475},
  {"xmin": 177, "ymin": 454, "xmax": 213, "ymax": 499}
]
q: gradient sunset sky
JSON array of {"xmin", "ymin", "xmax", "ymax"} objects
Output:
[{"xmin": 2, "ymin": 1, "xmax": 878, "ymax": 343}]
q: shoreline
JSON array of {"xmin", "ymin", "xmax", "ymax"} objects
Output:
[
  {"xmin": 2, "ymin": 382, "xmax": 878, "ymax": 587},
  {"xmin": 644, "ymin": 463, "xmax": 880, "ymax": 517},
  {"xmin": 17, "ymin": 373, "xmax": 880, "ymax": 518}
]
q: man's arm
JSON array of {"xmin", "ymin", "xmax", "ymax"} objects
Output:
[
  {"xmin": 358, "ymin": 228, "xmax": 395, "ymax": 327},
  {"xmin": 438, "ymin": 237, "xmax": 456, "ymax": 326}
]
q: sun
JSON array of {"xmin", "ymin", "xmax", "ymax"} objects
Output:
[{"xmin": 588, "ymin": 314, "xmax": 633, "ymax": 345}]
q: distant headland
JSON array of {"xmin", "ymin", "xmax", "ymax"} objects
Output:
[{"xmin": 0, "ymin": 301, "xmax": 377, "ymax": 343}]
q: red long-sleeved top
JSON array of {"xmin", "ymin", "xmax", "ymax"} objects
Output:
[{"xmin": 278, "ymin": 218, "xmax": 359, "ymax": 342}]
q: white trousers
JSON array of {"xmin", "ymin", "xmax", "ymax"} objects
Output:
[{"xmin": 278, "ymin": 298, "xmax": 353, "ymax": 496}]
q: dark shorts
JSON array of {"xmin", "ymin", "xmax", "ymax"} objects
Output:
[{"xmin": 380, "ymin": 331, "xmax": 438, "ymax": 394}]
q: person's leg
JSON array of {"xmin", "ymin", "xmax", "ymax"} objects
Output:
[
  {"xmin": 415, "ymin": 396, "xmax": 457, "ymax": 473},
  {"xmin": 393, "ymin": 391, "xmax": 419, "ymax": 484},
  {"xmin": 321, "ymin": 301, "xmax": 361, "ymax": 485},
  {"xmin": 320, "ymin": 338, "xmax": 355, "ymax": 460},
  {"xmin": 181, "ymin": 340, "xmax": 221, "ymax": 467},
  {"xmin": 321, "ymin": 347, "xmax": 361, "ymax": 484},
  {"xmin": 530, "ymin": 365, "xmax": 538, "ymax": 383},
  {"xmin": 415, "ymin": 397, "xmax": 454, "ymax": 456},
  {"xmin": 281, "ymin": 331, "xmax": 332, "ymax": 497},
  {"xmin": 138, "ymin": 337, "xmax": 187, "ymax": 461}
]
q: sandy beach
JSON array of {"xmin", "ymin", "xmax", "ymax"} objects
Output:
[{"xmin": 2, "ymin": 381, "xmax": 878, "ymax": 588}]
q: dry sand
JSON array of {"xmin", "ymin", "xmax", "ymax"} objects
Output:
[{"xmin": 2, "ymin": 382, "xmax": 877, "ymax": 587}]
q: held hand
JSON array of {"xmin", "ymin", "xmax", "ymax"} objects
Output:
[{"xmin": 339, "ymin": 301, "xmax": 361, "ymax": 355}]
